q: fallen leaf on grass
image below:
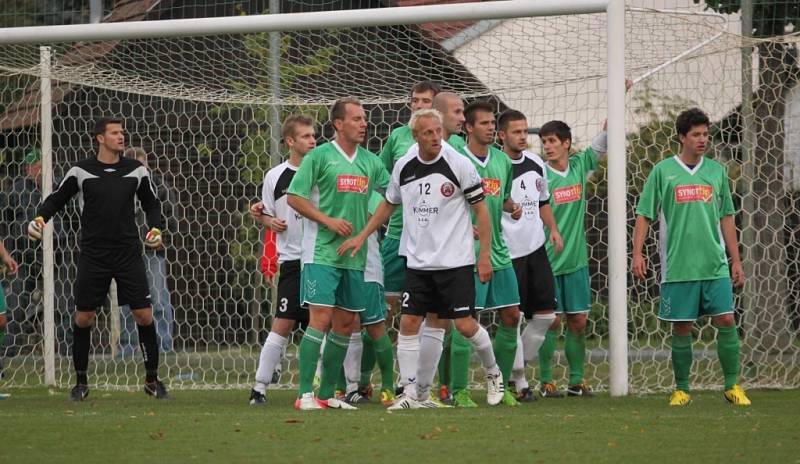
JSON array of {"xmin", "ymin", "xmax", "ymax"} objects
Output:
[
  {"xmin": 149, "ymin": 431, "xmax": 165, "ymax": 440},
  {"xmin": 285, "ymin": 418, "xmax": 304, "ymax": 424}
]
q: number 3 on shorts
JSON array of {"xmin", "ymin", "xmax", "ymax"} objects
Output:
[{"xmin": 279, "ymin": 297, "xmax": 288, "ymax": 312}]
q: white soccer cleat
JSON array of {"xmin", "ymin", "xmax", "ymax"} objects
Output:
[
  {"xmin": 387, "ymin": 394, "xmax": 422, "ymax": 410},
  {"xmin": 323, "ymin": 397, "xmax": 358, "ymax": 410},
  {"xmin": 27, "ymin": 216, "xmax": 45, "ymax": 241},
  {"xmin": 486, "ymin": 370, "xmax": 505, "ymax": 406},
  {"xmin": 416, "ymin": 397, "xmax": 452, "ymax": 409},
  {"xmin": 295, "ymin": 392, "xmax": 326, "ymax": 411},
  {"xmin": 144, "ymin": 227, "xmax": 162, "ymax": 249}
]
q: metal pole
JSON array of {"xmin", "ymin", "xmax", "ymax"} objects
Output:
[
  {"xmin": 40, "ymin": 46, "xmax": 56, "ymax": 386},
  {"xmin": 269, "ymin": 0, "xmax": 282, "ymax": 168},
  {"xmin": 606, "ymin": 0, "xmax": 628, "ymax": 396},
  {"xmin": 89, "ymin": 0, "xmax": 103, "ymax": 24},
  {"xmin": 0, "ymin": 0, "xmax": 609, "ymax": 44}
]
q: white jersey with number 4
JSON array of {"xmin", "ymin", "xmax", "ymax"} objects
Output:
[
  {"xmin": 386, "ymin": 145, "xmax": 485, "ymax": 271},
  {"xmin": 261, "ymin": 161, "xmax": 303, "ymax": 263},
  {"xmin": 502, "ymin": 150, "xmax": 550, "ymax": 259}
]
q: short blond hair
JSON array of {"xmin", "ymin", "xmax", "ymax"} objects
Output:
[{"xmin": 409, "ymin": 108, "xmax": 443, "ymax": 133}]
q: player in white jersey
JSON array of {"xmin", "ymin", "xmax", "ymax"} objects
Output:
[
  {"xmin": 339, "ymin": 109, "xmax": 506, "ymax": 409},
  {"xmin": 497, "ymin": 110, "xmax": 564, "ymax": 402},
  {"xmin": 247, "ymin": 115, "xmax": 317, "ymax": 405}
]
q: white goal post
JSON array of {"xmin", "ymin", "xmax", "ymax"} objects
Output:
[{"xmin": 0, "ymin": 0, "xmax": 629, "ymax": 396}]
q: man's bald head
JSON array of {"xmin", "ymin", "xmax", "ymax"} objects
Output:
[{"xmin": 432, "ymin": 92, "xmax": 465, "ymax": 137}]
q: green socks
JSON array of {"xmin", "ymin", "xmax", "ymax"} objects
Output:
[
  {"xmin": 565, "ymin": 329, "xmax": 586, "ymax": 385},
  {"xmin": 359, "ymin": 330, "xmax": 376, "ymax": 386},
  {"xmin": 437, "ymin": 329, "xmax": 452, "ymax": 387},
  {"xmin": 449, "ymin": 330, "xmax": 472, "ymax": 392},
  {"xmin": 493, "ymin": 324, "xmax": 518, "ymax": 386},
  {"xmin": 716, "ymin": 326, "xmax": 741, "ymax": 390},
  {"xmin": 298, "ymin": 327, "xmax": 325, "ymax": 395},
  {"xmin": 671, "ymin": 334, "xmax": 693, "ymax": 392},
  {"xmin": 318, "ymin": 331, "xmax": 350, "ymax": 400},
  {"xmin": 538, "ymin": 329, "xmax": 557, "ymax": 383},
  {"xmin": 372, "ymin": 333, "xmax": 395, "ymax": 391}
]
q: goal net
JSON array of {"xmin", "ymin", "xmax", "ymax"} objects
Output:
[{"xmin": 0, "ymin": 2, "xmax": 798, "ymax": 393}]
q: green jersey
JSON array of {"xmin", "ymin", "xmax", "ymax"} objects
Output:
[
  {"xmin": 380, "ymin": 125, "xmax": 467, "ymax": 239},
  {"xmin": 545, "ymin": 147, "xmax": 599, "ymax": 275},
  {"xmin": 636, "ymin": 155, "xmax": 735, "ymax": 283},
  {"xmin": 461, "ymin": 144, "xmax": 513, "ymax": 270},
  {"xmin": 288, "ymin": 141, "xmax": 389, "ymax": 270}
]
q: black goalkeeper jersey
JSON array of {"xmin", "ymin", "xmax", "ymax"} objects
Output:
[{"xmin": 37, "ymin": 156, "xmax": 163, "ymax": 249}]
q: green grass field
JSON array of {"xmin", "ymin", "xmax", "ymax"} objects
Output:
[{"xmin": 1, "ymin": 388, "xmax": 798, "ymax": 463}]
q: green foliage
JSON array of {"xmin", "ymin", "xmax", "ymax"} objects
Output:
[{"xmin": 697, "ymin": 0, "xmax": 800, "ymax": 37}]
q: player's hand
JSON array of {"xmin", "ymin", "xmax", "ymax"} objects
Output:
[
  {"xmin": 625, "ymin": 78, "xmax": 633, "ymax": 93},
  {"xmin": 269, "ymin": 218, "xmax": 288, "ymax": 233},
  {"xmin": 731, "ymin": 260, "xmax": 745, "ymax": 288},
  {"xmin": 337, "ymin": 235, "xmax": 366, "ymax": 258},
  {"xmin": 325, "ymin": 217, "xmax": 353, "ymax": 237},
  {"xmin": 632, "ymin": 253, "xmax": 647, "ymax": 280},
  {"xmin": 550, "ymin": 230, "xmax": 564, "ymax": 253},
  {"xmin": 249, "ymin": 202, "xmax": 265, "ymax": 222},
  {"xmin": 477, "ymin": 255, "xmax": 493, "ymax": 283},
  {"xmin": 144, "ymin": 227, "xmax": 163, "ymax": 250},
  {"xmin": 510, "ymin": 203, "xmax": 522, "ymax": 220},
  {"xmin": 27, "ymin": 216, "xmax": 45, "ymax": 241},
  {"xmin": 1, "ymin": 253, "xmax": 18, "ymax": 276}
]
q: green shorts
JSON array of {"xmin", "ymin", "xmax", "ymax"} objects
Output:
[
  {"xmin": 380, "ymin": 237, "xmax": 406, "ymax": 296},
  {"xmin": 300, "ymin": 263, "xmax": 366, "ymax": 312},
  {"xmin": 554, "ymin": 266, "xmax": 591, "ymax": 313},
  {"xmin": 0, "ymin": 284, "xmax": 6, "ymax": 315},
  {"xmin": 475, "ymin": 266, "xmax": 520, "ymax": 311},
  {"xmin": 361, "ymin": 281, "xmax": 386, "ymax": 326},
  {"xmin": 658, "ymin": 277, "xmax": 733, "ymax": 321}
]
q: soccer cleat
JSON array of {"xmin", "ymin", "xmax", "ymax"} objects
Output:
[
  {"xmin": 313, "ymin": 375, "xmax": 321, "ymax": 389},
  {"xmin": 344, "ymin": 390, "xmax": 370, "ymax": 405},
  {"xmin": 723, "ymin": 384, "xmax": 751, "ymax": 406},
  {"xmin": 379, "ymin": 388, "xmax": 396, "ymax": 406},
  {"xmin": 144, "ymin": 380, "xmax": 170, "ymax": 399},
  {"xmin": 322, "ymin": 397, "xmax": 359, "ymax": 410},
  {"xmin": 452, "ymin": 389, "xmax": 478, "ymax": 408},
  {"xmin": 334, "ymin": 389, "xmax": 346, "ymax": 400},
  {"xmin": 500, "ymin": 389, "xmax": 520, "ymax": 406},
  {"xmin": 417, "ymin": 397, "xmax": 453, "ymax": 409},
  {"xmin": 515, "ymin": 387, "xmax": 538, "ymax": 402},
  {"xmin": 70, "ymin": 384, "xmax": 90, "ymax": 402},
  {"xmin": 668, "ymin": 390, "xmax": 692, "ymax": 406},
  {"xmin": 387, "ymin": 393, "xmax": 422, "ymax": 410},
  {"xmin": 358, "ymin": 384, "xmax": 373, "ymax": 401},
  {"xmin": 295, "ymin": 392, "xmax": 326, "ymax": 410},
  {"xmin": 249, "ymin": 389, "xmax": 267, "ymax": 406},
  {"xmin": 567, "ymin": 383, "xmax": 594, "ymax": 397},
  {"xmin": 539, "ymin": 382, "xmax": 564, "ymax": 398},
  {"xmin": 438, "ymin": 384, "xmax": 452, "ymax": 404},
  {"xmin": 486, "ymin": 371, "xmax": 505, "ymax": 406}
]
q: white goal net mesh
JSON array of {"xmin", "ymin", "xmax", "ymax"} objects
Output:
[{"xmin": 0, "ymin": 3, "xmax": 798, "ymax": 393}]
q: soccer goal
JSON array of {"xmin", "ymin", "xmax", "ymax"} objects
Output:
[{"xmin": 0, "ymin": 0, "xmax": 797, "ymax": 395}]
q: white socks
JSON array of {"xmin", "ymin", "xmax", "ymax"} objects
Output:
[
  {"xmin": 396, "ymin": 333, "xmax": 421, "ymax": 399},
  {"xmin": 254, "ymin": 332, "xmax": 289, "ymax": 392},
  {"xmin": 416, "ymin": 326, "xmax": 445, "ymax": 400},
  {"xmin": 343, "ymin": 331, "xmax": 363, "ymax": 394},
  {"xmin": 467, "ymin": 325, "xmax": 500, "ymax": 376},
  {"xmin": 522, "ymin": 313, "xmax": 556, "ymax": 362},
  {"xmin": 511, "ymin": 331, "xmax": 529, "ymax": 390}
]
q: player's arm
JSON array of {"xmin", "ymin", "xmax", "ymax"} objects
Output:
[
  {"xmin": 0, "ymin": 239, "xmax": 18, "ymax": 276},
  {"xmin": 136, "ymin": 171, "xmax": 165, "ymax": 249},
  {"xmin": 252, "ymin": 174, "xmax": 287, "ymax": 232},
  {"xmin": 337, "ymin": 199, "xmax": 396, "ymax": 257},
  {"xmin": 632, "ymin": 215, "xmax": 651, "ymax": 280},
  {"xmin": 471, "ymin": 200, "xmax": 493, "ymax": 283},
  {"xmin": 540, "ymin": 203, "xmax": 563, "ymax": 253},
  {"xmin": 720, "ymin": 215, "xmax": 744, "ymax": 287},
  {"xmin": 28, "ymin": 169, "xmax": 81, "ymax": 241},
  {"xmin": 502, "ymin": 198, "xmax": 522, "ymax": 220},
  {"xmin": 287, "ymin": 194, "xmax": 352, "ymax": 236}
]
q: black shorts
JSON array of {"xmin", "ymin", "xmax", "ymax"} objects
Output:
[
  {"xmin": 275, "ymin": 260, "xmax": 307, "ymax": 325},
  {"xmin": 75, "ymin": 246, "xmax": 151, "ymax": 311},
  {"xmin": 402, "ymin": 265, "xmax": 475, "ymax": 320},
  {"xmin": 512, "ymin": 245, "xmax": 557, "ymax": 319}
]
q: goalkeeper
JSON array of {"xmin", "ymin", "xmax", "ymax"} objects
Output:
[{"xmin": 27, "ymin": 117, "xmax": 168, "ymax": 401}]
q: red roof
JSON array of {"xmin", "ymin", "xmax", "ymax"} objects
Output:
[{"xmin": 394, "ymin": 0, "xmax": 481, "ymax": 41}]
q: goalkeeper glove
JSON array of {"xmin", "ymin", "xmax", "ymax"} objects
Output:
[
  {"xmin": 27, "ymin": 216, "xmax": 45, "ymax": 241},
  {"xmin": 144, "ymin": 227, "xmax": 162, "ymax": 249}
]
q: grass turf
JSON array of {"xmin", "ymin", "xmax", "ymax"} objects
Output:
[{"xmin": 1, "ymin": 388, "xmax": 797, "ymax": 463}]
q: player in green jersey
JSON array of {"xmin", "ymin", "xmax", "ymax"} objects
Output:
[
  {"xmin": 0, "ymin": 238, "xmax": 18, "ymax": 392},
  {"xmin": 287, "ymin": 98, "xmax": 389, "ymax": 410},
  {"xmin": 451, "ymin": 101, "xmax": 522, "ymax": 407},
  {"xmin": 633, "ymin": 108, "xmax": 749, "ymax": 407}
]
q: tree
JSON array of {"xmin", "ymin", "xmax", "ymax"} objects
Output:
[{"xmin": 698, "ymin": 0, "xmax": 799, "ymax": 357}]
